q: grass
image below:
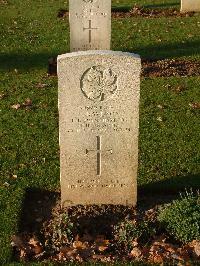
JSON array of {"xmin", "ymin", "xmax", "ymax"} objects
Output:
[{"xmin": 0, "ymin": 0, "xmax": 200, "ymax": 264}]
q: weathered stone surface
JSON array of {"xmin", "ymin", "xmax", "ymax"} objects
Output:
[
  {"xmin": 181, "ymin": 0, "xmax": 200, "ymax": 12},
  {"xmin": 58, "ymin": 51, "xmax": 141, "ymax": 207},
  {"xmin": 69, "ymin": 0, "xmax": 111, "ymax": 52}
]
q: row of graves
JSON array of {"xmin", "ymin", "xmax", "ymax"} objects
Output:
[
  {"xmin": 59, "ymin": 0, "xmax": 200, "ymax": 206},
  {"xmin": 59, "ymin": 0, "xmax": 140, "ymax": 207}
]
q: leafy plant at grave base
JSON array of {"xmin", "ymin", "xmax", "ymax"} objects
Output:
[
  {"xmin": 158, "ymin": 190, "xmax": 200, "ymax": 244},
  {"xmin": 42, "ymin": 210, "xmax": 75, "ymax": 253},
  {"xmin": 113, "ymin": 218, "xmax": 156, "ymax": 253}
]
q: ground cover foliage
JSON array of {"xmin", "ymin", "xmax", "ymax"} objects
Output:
[{"xmin": 0, "ymin": 0, "xmax": 200, "ymax": 264}]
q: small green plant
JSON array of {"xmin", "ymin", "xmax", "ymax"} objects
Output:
[
  {"xmin": 113, "ymin": 218, "xmax": 155, "ymax": 252},
  {"xmin": 43, "ymin": 211, "xmax": 75, "ymax": 252},
  {"xmin": 158, "ymin": 190, "xmax": 200, "ymax": 243}
]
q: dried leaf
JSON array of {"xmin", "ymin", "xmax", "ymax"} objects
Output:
[
  {"xmin": 0, "ymin": 93, "xmax": 6, "ymax": 99},
  {"xmin": 73, "ymin": 240, "xmax": 88, "ymax": 250},
  {"xmin": 60, "ymin": 246, "xmax": 76, "ymax": 257},
  {"xmin": 157, "ymin": 116, "xmax": 163, "ymax": 122},
  {"xmin": 11, "ymin": 103, "xmax": 21, "ymax": 110},
  {"xmin": 20, "ymin": 249, "xmax": 27, "ymax": 260},
  {"xmin": 189, "ymin": 240, "xmax": 200, "ymax": 257},
  {"xmin": 131, "ymin": 239, "xmax": 138, "ymax": 247},
  {"xmin": 95, "ymin": 237, "xmax": 109, "ymax": 252},
  {"xmin": 98, "ymin": 245, "xmax": 108, "ymax": 252},
  {"xmin": 36, "ymin": 83, "xmax": 48, "ymax": 89},
  {"xmin": 23, "ymin": 98, "xmax": 32, "ymax": 107},
  {"xmin": 150, "ymin": 254, "xmax": 164, "ymax": 264},
  {"xmin": 27, "ymin": 237, "xmax": 43, "ymax": 255},
  {"xmin": 92, "ymin": 254, "xmax": 112, "ymax": 262},
  {"xmin": 157, "ymin": 104, "xmax": 163, "ymax": 109},
  {"xmin": 130, "ymin": 247, "xmax": 142, "ymax": 258},
  {"xmin": 189, "ymin": 102, "xmax": 200, "ymax": 110}
]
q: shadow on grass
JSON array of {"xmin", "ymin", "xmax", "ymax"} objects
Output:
[
  {"xmin": 112, "ymin": 6, "xmax": 131, "ymax": 12},
  {"xmin": 144, "ymin": 2, "xmax": 179, "ymax": 9},
  {"xmin": 0, "ymin": 52, "xmax": 62, "ymax": 72},
  {"xmin": 139, "ymin": 174, "xmax": 200, "ymax": 196},
  {"xmin": 17, "ymin": 188, "xmax": 136, "ymax": 242},
  {"xmin": 137, "ymin": 174, "xmax": 200, "ymax": 208},
  {"xmin": 0, "ymin": 40, "xmax": 199, "ymax": 73},
  {"xmin": 129, "ymin": 40, "xmax": 200, "ymax": 60},
  {"xmin": 112, "ymin": 2, "xmax": 179, "ymax": 11},
  {"xmin": 18, "ymin": 188, "xmax": 59, "ymax": 234},
  {"xmin": 14, "ymin": 174, "xmax": 200, "ymax": 247}
]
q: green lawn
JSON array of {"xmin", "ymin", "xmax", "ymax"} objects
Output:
[{"xmin": 0, "ymin": 0, "xmax": 200, "ymax": 264}]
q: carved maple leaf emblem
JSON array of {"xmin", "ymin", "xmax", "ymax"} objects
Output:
[{"xmin": 81, "ymin": 66, "xmax": 118, "ymax": 102}]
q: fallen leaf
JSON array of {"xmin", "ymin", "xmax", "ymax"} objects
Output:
[
  {"xmin": 11, "ymin": 103, "xmax": 21, "ymax": 110},
  {"xmin": 28, "ymin": 237, "xmax": 43, "ymax": 255},
  {"xmin": 150, "ymin": 253, "xmax": 164, "ymax": 264},
  {"xmin": 157, "ymin": 116, "xmax": 163, "ymax": 122},
  {"xmin": 20, "ymin": 249, "xmax": 27, "ymax": 260},
  {"xmin": 95, "ymin": 238, "xmax": 110, "ymax": 252},
  {"xmin": 92, "ymin": 254, "xmax": 112, "ymax": 262},
  {"xmin": 189, "ymin": 102, "xmax": 200, "ymax": 110},
  {"xmin": 3, "ymin": 182, "xmax": 10, "ymax": 187},
  {"xmin": 98, "ymin": 245, "xmax": 109, "ymax": 252},
  {"xmin": 73, "ymin": 240, "xmax": 88, "ymax": 250},
  {"xmin": 130, "ymin": 247, "xmax": 142, "ymax": 258},
  {"xmin": 0, "ymin": 93, "xmax": 6, "ymax": 99},
  {"xmin": 23, "ymin": 98, "xmax": 32, "ymax": 107},
  {"xmin": 189, "ymin": 240, "xmax": 200, "ymax": 257},
  {"xmin": 60, "ymin": 246, "xmax": 76, "ymax": 257},
  {"xmin": 36, "ymin": 83, "xmax": 48, "ymax": 89},
  {"xmin": 157, "ymin": 104, "xmax": 163, "ymax": 109},
  {"xmin": 131, "ymin": 239, "xmax": 138, "ymax": 247}
]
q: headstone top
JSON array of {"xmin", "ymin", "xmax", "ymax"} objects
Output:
[{"xmin": 58, "ymin": 50, "xmax": 140, "ymax": 60}]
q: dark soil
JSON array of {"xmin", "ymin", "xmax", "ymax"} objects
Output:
[
  {"xmin": 113, "ymin": 6, "xmax": 196, "ymax": 18},
  {"xmin": 48, "ymin": 57, "xmax": 200, "ymax": 77},
  {"xmin": 12, "ymin": 192, "xmax": 200, "ymax": 263},
  {"xmin": 57, "ymin": 6, "xmax": 196, "ymax": 19},
  {"xmin": 142, "ymin": 59, "xmax": 200, "ymax": 77}
]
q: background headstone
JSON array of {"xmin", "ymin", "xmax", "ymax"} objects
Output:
[
  {"xmin": 181, "ymin": 0, "xmax": 200, "ymax": 12},
  {"xmin": 58, "ymin": 51, "xmax": 141, "ymax": 207},
  {"xmin": 69, "ymin": 0, "xmax": 111, "ymax": 52}
]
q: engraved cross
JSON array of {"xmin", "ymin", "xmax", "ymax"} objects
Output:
[
  {"xmin": 86, "ymin": 136, "xmax": 113, "ymax": 176},
  {"xmin": 83, "ymin": 20, "xmax": 98, "ymax": 43}
]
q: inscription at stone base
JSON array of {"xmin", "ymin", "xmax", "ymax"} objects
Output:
[{"xmin": 58, "ymin": 51, "xmax": 141, "ymax": 206}]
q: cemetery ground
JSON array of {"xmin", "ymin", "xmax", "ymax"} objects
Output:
[{"xmin": 0, "ymin": 0, "xmax": 200, "ymax": 264}]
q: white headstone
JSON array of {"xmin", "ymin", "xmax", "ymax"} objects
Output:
[
  {"xmin": 58, "ymin": 50, "xmax": 141, "ymax": 207},
  {"xmin": 69, "ymin": 0, "xmax": 111, "ymax": 52},
  {"xmin": 181, "ymin": 0, "xmax": 200, "ymax": 12}
]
